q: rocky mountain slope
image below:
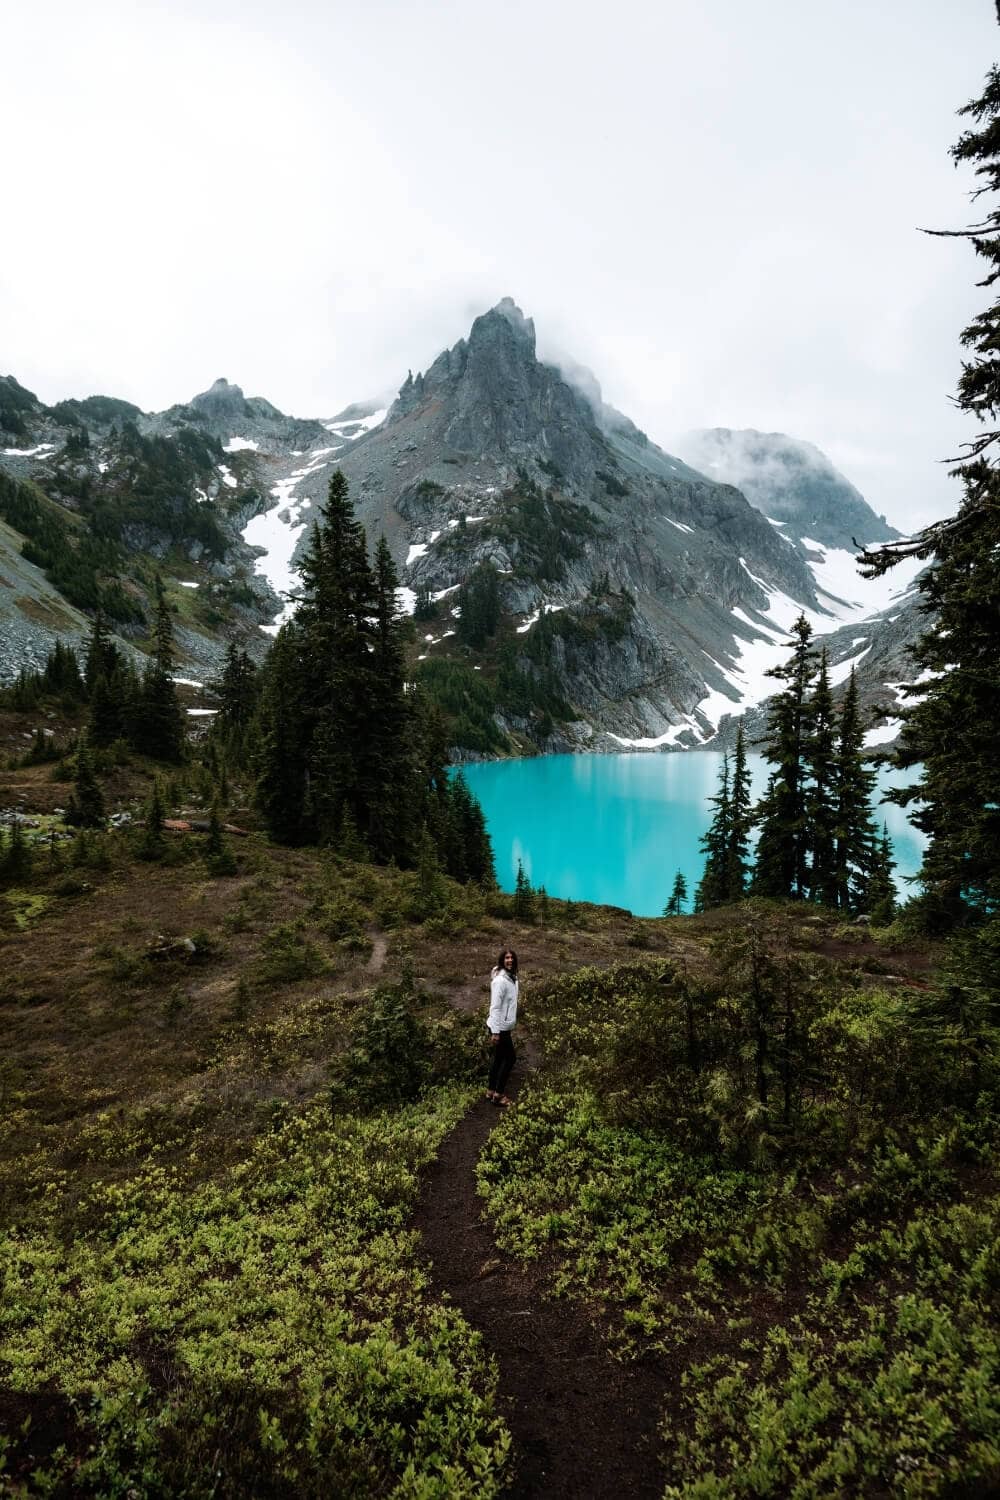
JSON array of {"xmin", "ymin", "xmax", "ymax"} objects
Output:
[{"xmin": 1, "ymin": 305, "xmax": 928, "ymax": 749}]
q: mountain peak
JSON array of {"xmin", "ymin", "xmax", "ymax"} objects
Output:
[
  {"xmin": 190, "ymin": 377, "xmax": 250, "ymax": 418},
  {"xmin": 469, "ymin": 298, "xmax": 536, "ymax": 357}
]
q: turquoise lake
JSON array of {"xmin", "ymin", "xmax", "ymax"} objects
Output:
[{"xmin": 460, "ymin": 753, "xmax": 925, "ymax": 917}]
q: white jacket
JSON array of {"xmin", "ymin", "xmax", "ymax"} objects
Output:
[{"xmin": 487, "ymin": 967, "xmax": 519, "ymax": 1033}]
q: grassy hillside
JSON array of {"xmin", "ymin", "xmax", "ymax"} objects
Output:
[{"xmin": 0, "ymin": 725, "xmax": 997, "ymax": 1496}]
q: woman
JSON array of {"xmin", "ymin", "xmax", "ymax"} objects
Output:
[{"xmin": 486, "ymin": 948, "xmax": 519, "ymax": 1107}]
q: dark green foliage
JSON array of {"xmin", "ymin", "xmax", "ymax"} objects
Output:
[
  {"xmin": 695, "ymin": 753, "xmax": 731, "ymax": 912},
  {"xmin": 513, "ymin": 859, "xmax": 535, "ymax": 923},
  {"xmin": 491, "ymin": 481, "xmax": 601, "ymax": 584},
  {"xmin": 131, "ymin": 577, "xmax": 185, "ymax": 763},
  {"xmin": 868, "ymin": 824, "xmax": 896, "ymax": 925},
  {"xmin": 0, "ymin": 639, "xmax": 85, "ymax": 713},
  {"xmin": 41, "ymin": 639, "xmax": 85, "ymax": 701},
  {"xmin": 455, "ymin": 562, "xmax": 501, "ymax": 648},
  {"xmin": 0, "ymin": 819, "xmax": 31, "ymax": 883},
  {"xmin": 137, "ymin": 778, "xmax": 167, "ymax": 862},
  {"xmin": 833, "ymin": 669, "xmax": 879, "ymax": 911},
  {"xmin": 0, "ymin": 470, "xmax": 142, "ymax": 623},
  {"xmin": 752, "ymin": 616, "xmax": 815, "ymax": 900},
  {"xmin": 664, "ymin": 869, "xmax": 688, "ymax": 916},
  {"xmin": 0, "ymin": 374, "xmax": 37, "ymax": 435},
  {"xmin": 65, "ymin": 736, "xmax": 105, "ymax": 829},
  {"xmin": 254, "ymin": 474, "xmax": 491, "ymax": 879},
  {"xmin": 48, "ymin": 394, "xmax": 142, "ymax": 428},
  {"xmin": 204, "ymin": 800, "xmax": 237, "ymax": 877},
  {"xmin": 805, "ymin": 649, "xmax": 838, "ymax": 904},
  {"xmin": 857, "ymin": 58, "xmax": 1000, "ymax": 960},
  {"xmin": 415, "ymin": 659, "xmax": 509, "ymax": 753},
  {"xmin": 209, "ymin": 641, "xmax": 259, "ymax": 766},
  {"xmin": 102, "ymin": 421, "xmax": 228, "ymax": 559}
]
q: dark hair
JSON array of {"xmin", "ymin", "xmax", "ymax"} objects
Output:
[{"xmin": 496, "ymin": 948, "xmax": 518, "ymax": 979}]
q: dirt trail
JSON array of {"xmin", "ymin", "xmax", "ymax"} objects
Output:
[{"xmin": 412, "ymin": 1029, "xmax": 667, "ymax": 1499}]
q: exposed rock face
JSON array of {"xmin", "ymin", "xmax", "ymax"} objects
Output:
[
  {"xmin": 283, "ymin": 299, "xmax": 900, "ymax": 745},
  {"xmin": 0, "ymin": 308, "xmax": 931, "ymax": 748},
  {"xmin": 676, "ymin": 428, "xmax": 899, "ymax": 552}
]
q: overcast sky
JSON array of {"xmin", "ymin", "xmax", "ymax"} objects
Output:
[{"xmin": 3, "ymin": 0, "xmax": 996, "ymax": 528}]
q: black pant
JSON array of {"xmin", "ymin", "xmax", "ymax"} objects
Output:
[{"xmin": 488, "ymin": 1030, "xmax": 516, "ymax": 1095}]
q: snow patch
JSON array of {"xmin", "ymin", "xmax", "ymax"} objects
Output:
[
  {"xmin": 217, "ymin": 464, "xmax": 238, "ymax": 489},
  {"xmin": 829, "ymin": 645, "xmax": 871, "ymax": 687},
  {"xmin": 396, "ymin": 586, "xmax": 417, "ymax": 615},
  {"xmin": 665, "ymin": 518, "xmax": 694, "ymax": 534},
  {"xmin": 864, "ymin": 718, "xmax": 903, "ymax": 747},
  {"xmin": 2, "ymin": 443, "xmax": 55, "ymax": 457},
  {"xmin": 517, "ymin": 603, "xmax": 567, "ymax": 634},
  {"xmin": 171, "ymin": 676, "xmax": 204, "ymax": 688},
  {"xmin": 177, "ymin": 581, "xmax": 199, "ymax": 589},
  {"xmin": 242, "ymin": 449, "xmax": 335, "ymax": 622},
  {"xmin": 323, "ymin": 407, "xmax": 388, "ymax": 438},
  {"xmin": 610, "ymin": 722, "xmax": 694, "ymax": 749},
  {"xmin": 223, "ymin": 436, "xmax": 260, "ymax": 452}
]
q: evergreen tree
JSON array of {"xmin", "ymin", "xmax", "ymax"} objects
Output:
[
  {"xmin": 806, "ymin": 649, "xmax": 839, "ymax": 904},
  {"xmin": 84, "ymin": 610, "xmax": 119, "ymax": 693},
  {"xmin": 695, "ymin": 753, "xmax": 731, "ymax": 911},
  {"xmin": 254, "ymin": 623, "xmax": 312, "ymax": 845},
  {"xmin": 752, "ymin": 616, "xmax": 815, "ymax": 900},
  {"xmin": 362, "ymin": 536, "xmax": 410, "ymax": 862},
  {"xmin": 856, "ymin": 58, "xmax": 1000, "ymax": 931},
  {"xmin": 137, "ymin": 777, "xmax": 167, "ymax": 861},
  {"xmin": 513, "ymin": 859, "xmax": 535, "ymax": 923},
  {"xmin": 41, "ymin": 639, "xmax": 85, "ymax": 701},
  {"xmin": 456, "ymin": 562, "xmax": 502, "ymax": 648},
  {"xmin": 447, "ymin": 771, "xmax": 495, "ymax": 885},
  {"xmin": 213, "ymin": 641, "xmax": 259, "ymax": 761},
  {"xmin": 0, "ymin": 819, "xmax": 31, "ymax": 883},
  {"xmin": 65, "ymin": 736, "xmax": 105, "ymax": 828},
  {"xmin": 205, "ymin": 798, "xmax": 237, "ymax": 876},
  {"xmin": 665, "ymin": 869, "xmax": 688, "ymax": 916},
  {"xmin": 832, "ymin": 669, "xmax": 879, "ymax": 911},
  {"xmin": 88, "ymin": 668, "xmax": 125, "ymax": 748},
  {"xmin": 133, "ymin": 577, "xmax": 185, "ymax": 762},
  {"xmin": 723, "ymin": 724, "xmax": 753, "ymax": 902},
  {"xmin": 867, "ymin": 824, "xmax": 897, "ymax": 925}
]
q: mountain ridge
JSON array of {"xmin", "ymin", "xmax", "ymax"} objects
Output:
[{"xmin": 0, "ymin": 306, "xmax": 927, "ymax": 750}]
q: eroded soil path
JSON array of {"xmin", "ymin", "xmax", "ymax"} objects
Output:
[{"xmin": 412, "ymin": 1031, "xmax": 668, "ymax": 1499}]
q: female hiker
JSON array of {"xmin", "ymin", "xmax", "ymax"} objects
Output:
[{"xmin": 486, "ymin": 948, "xmax": 519, "ymax": 1107}]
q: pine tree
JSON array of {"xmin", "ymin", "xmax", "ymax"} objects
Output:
[
  {"xmin": 0, "ymin": 819, "xmax": 31, "ymax": 882},
  {"xmin": 723, "ymin": 724, "xmax": 753, "ymax": 902},
  {"xmin": 254, "ymin": 622, "xmax": 312, "ymax": 845},
  {"xmin": 867, "ymin": 824, "xmax": 897, "ymax": 925},
  {"xmin": 806, "ymin": 649, "xmax": 839, "ymax": 904},
  {"xmin": 134, "ymin": 577, "xmax": 185, "ymax": 762},
  {"xmin": 665, "ymin": 869, "xmax": 688, "ymax": 916},
  {"xmin": 137, "ymin": 777, "xmax": 167, "ymax": 861},
  {"xmin": 856, "ymin": 60, "xmax": 1000, "ymax": 932},
  {"xmin": 695, "ymin": 754, "xmax": 731, "ymax": 911},
  {"xmin": 213, "ymin": 641, "xmax": 258, "ymax": 762},
  {"xmin": 84, "ymin": 610, "xmax": 119, "ymax": 693},
  {"xmin": 88, "ymin": 668, "xmax": 124, "ymax": 748},
  {"xmin": 204, "ymin": 798, "xmax": 236, "ymax": 876},
  {"xmin": 752, "ymin": 616, "xmax": 815, "ymax": 900},
  {"xmin": 65, "ymin": 736, "xmax": 105, "ymax": 828},
  {"xmin": 363, "ymin": 536, "xmax": 410, "ymax": 863},
  {"xmin": 832, "ymin": 669, "xmax": 879, "ymax": 911},
  {"xmin": 41, "ymin": 639, "xmax": 85, "ymax": 701},
  {"xmin": 513, "ymin": 859, "xmax": 535, "ymax": 923}
]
